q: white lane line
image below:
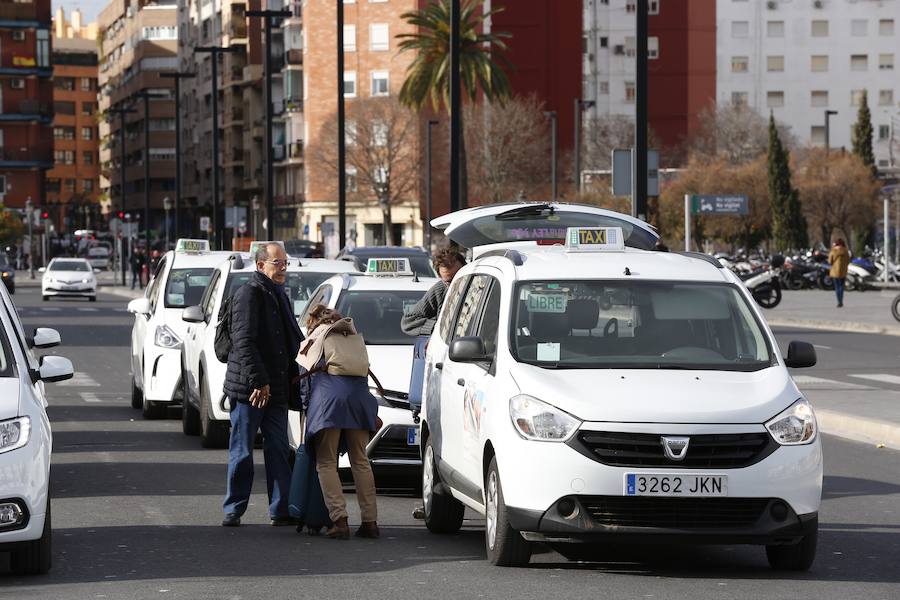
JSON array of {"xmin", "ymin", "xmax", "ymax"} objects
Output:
[
  {"xmin": 79, "ymin": 392, "xmax": 101, "ymax": 403},
  {"xmin": 57, "ymin": 373, "xmax": 101, "ymax": 387},
  {"xmin": 42, "ymin": 307, "xmax": 61, "ymax": 312},
  {"xmin": 77, "ymin": 307, "xmax": 99, "ymax": 312},
  {"xmin": 849, "ymin": 373, "xmax": 900, "ymax": 386},
  {"xmin": 813, "ymin": 344, "xmax": 832, "ymax": 350},
  {"xmin": 791, "ymin": 375, "xmax": 873, "ymax": 390}
]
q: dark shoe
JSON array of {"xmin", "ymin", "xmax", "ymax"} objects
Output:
[
  {"xmin": 355, "ymin": 521, "xmax": 380, "ymax": 539},
  {"xmin": 221, "ymin": 514, "xmax": 241, "ymax": 527},
  {"xmin": 837, "ymin": 303, "xmax": 843, "ymax": 308},
  {"xmin": 325, "ymin": 516, "xmax": 350, "ymax": 540},
  {"xmin": 271, "ymin": 516, "xmax": 301, "ymax": 527}
]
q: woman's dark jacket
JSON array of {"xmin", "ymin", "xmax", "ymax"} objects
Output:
[
  {"xmin": 298, "ymin": 360, "xmax": 378, "ymax": 450},
  {"xmin": 224, "ymin": 271, "xmax": 303, "ymax": 405}
]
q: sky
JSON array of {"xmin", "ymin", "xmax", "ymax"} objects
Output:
[{"xmin": 53, "ymin": 0, "xmax": 107, "ymax": 25}]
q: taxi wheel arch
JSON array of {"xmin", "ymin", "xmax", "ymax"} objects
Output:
[
  {"xmin": 131, "ymin": 363, "xmax": 143, "ymax": 410},
  {"xmin": 141, "ymin": 357, "xmax": 166, "ymax": 420},
  {"xmin": 200, "ymin": 370, "xmax": 229, "ymax": 449},
  {"xmin": 484, "ymin": 456, "xmax": 532, "ymax": 567},
  {"xmin": 421, "ymin": 434, "xmax": 464, "ymax": 534},
  {"xmin": 181, "ymin": 359, "xmax": 200, "ymax": 436}
]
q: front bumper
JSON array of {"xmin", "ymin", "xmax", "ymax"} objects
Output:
[
  {"xmin": 0, "ymin": 419, "xmax": 50, "ymax": 546},
  {"xmin": 142, "ymin": 346, "xmax": 184, "ymax": 403},
  {"xmin": 43, "ymin": 285, "xmax": 96, "ymax": 297}
]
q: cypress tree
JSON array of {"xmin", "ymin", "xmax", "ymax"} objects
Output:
[
  {"xmin": 767, "ymin": 115, "xmax": 807, "ymax": 251},
  {"xmin": 851, "ymin": 90, "xmax": 877, "ymax": 177}
]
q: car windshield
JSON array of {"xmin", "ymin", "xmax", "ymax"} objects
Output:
[
  {"xmin": 165, "ymin": 268, "xmax": 214, "ymax": 308},
  {"xmin": 447, "ymin": 206, "xmax": 658, "ymax": 250},
  {"xmin": 335, "ymin": 290, "xmax": 425, "ymax": 345},
  {"xmin": 512, "ymin": 280, "xmax": 772, "ymax": 371},
  {"xmin": 50, "ymin": 260, "xmax": 90, "ymax": 272},
  {"xmin": 224, "ymin": 271, "xmax": 341, "ymax": 315}
]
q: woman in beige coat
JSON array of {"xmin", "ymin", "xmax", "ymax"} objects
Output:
[{"xmin": 828, "ymin": 239, "xmax": 851, "ymax": 308}]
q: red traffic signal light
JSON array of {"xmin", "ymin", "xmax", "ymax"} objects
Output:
[
  {"xmin": 41, "ymin": 212, "xmax": 49, "ymax": 220},
  {"xmin": 118, "ymin": 211, "xmax": 125, "ymax": 219}
]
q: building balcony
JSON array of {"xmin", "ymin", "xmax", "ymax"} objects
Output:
[
  {"xmin": 229, "ymin": 16, "xmax": 248, "ymax": 39},
  {"xmin": 0, "ymin": 2, "xmax": 43, "ymax": 21},
  {"xmin": 274, "ymin": 141, "xmax": 303, "ymax": 165},
  {"xmin": 274, "ymin": 193, "xmax": 304, "ymax": 206},
  {"xmin": 226, "ymin": 107, "xmax": 244, "ymax": 124},
  {"xmin": 284, "ymin": 49, "xmax": 302, "ymax": 67},
  {"xmin": 0, "ymin": 147, "xmax": 52, "ymax": 169},
  {"xmin": 0, "ymin": 99, "xmax": 54, "ymax": 123}
]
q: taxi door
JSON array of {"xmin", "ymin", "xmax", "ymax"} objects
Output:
[{"xmin": 184, "ymin": 270, "xmax": 221, "ymax": 402}]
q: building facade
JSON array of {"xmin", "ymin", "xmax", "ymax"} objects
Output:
[
  {"xmin": 716, "ymin": 0, "xmax": 899, "ymax": 171},
  {"xmin": 97, "ymin": 0, "xmax": 177, "ymax": 238},
  {"xmin": 54, "ymin": 6, "xmax": 99, "ymax": 41},
  {"xmin": 46, "ymin": 37, "xmax": 101, "ymax": 234},
  {"xmin": 583, "ymin": 0, "xmax": 716, "ymax": 150},
  {"xmin": 0, "ymin": 0, "xmax": 53, "ymax": 211}
]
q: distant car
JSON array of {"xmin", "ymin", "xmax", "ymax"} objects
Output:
[
  {"xmin": 0, "ymin": 253, "xmax": 14, "ymax": 294},
  {"xmin": 284, "ymin": 239, "xmax": 323, "ymax": 258},
  {"xmin": 86, "ymin": 246, "xmax": 111, "ymax": 270},
  {"xmin": 337, "ymin": 246, "xmax": 437, "ymax": 279},
  {"xmin": 41, "ymin": 258, "xmax": 97, "ymax": 302}
]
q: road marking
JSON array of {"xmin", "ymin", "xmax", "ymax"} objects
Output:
[
  {"xmin": 79, "ymin": 392, "xmax": 101, "ymax": 403},
  {"xmin": 77, "ymin": 307, "xmax": 99, "ymax": 312},
  {"xmin": 41, "ymin": 307, "xmax": 61, "ymax": 312},
  {"xmin": 791, "ymin": 375, "xmax": 873, "ymax": 390},
  {"xmin": 58, "ymin": 373, "xmax": 101, "ymax": 387},
  {"xmin": 849, "ymin": 373, "xmax": 900, "ymax": 386},
  {"xmin": 813, "ymin": 344, "xmax": 832, "ymax": 350}
]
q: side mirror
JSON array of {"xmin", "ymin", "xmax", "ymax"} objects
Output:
[
  {"xmin": 28, "ymin": 327, "xmax": 61, "ymax": 349},
  {"xmin": 38, "ymin": 355, "xmax": 74, "ymax": 383},
  {"xmin": 785, "ymin": 341, "xmax": 817, "ymax": 368},
  {"xmin": 127, "ymin": 297, "xmax": 152, "ymax": 315},
  {"xmin": 182, "ymin": 305, "xmax": 205, "ymax": 323},
  {"xmin": 38, "ymin": 267, "xmax": 46, "ymax": 273},
  {"xmin": 449, "ymin": 336, "xmax": 490, "ymax": 363}
]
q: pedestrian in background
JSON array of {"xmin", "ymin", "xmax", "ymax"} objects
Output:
[
  {"xmin": 401, "ymin": 246, "xmax": 466, "ymax": 337},
  {"xmin": 129, "ymin": 247, "xmax": 145, "ymax": 290},
  {"xmin": 297, "ymin": 305, "xmax": 379, "ymax": 540},
  {"xmin": 222, "ymin": 243, "xmax": 303, "ymax": 527},
  {"xmin": 828, "ymin": 238, "xmax": 850, "ymax": 308}
]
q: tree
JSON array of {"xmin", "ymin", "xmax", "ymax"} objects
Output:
[
  {"xmin": 463, "ymin": 95, "xmax": 550, "ymax": 203},
  {"xmin": 397, "ymin": 0, "xmax": 512, "ymax": 207},
  {"xmin": 851, "ymin": 90, "xmax": 877, "ymax": 177},
  {"xmin": 307, "ymin": 98, "xmax": 419, "ymax": 245},
  {"xmin": 0, "ymin": 206, "xmax": 25, "ymax": 247},
  {"xmin": 687, "ymin": 104, "xmax": 792, "ymax": 164},
  {"xmin": 767, "ymin": 114, "xmax": 807, "ymax": 251}
]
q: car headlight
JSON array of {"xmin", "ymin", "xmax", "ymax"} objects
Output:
[
  {"xmin": 509, "ymin": 395, "xmax": 580, "ymax": 442},
  {"xmin": 1, "ymin": 272, "xmax": 8, "ymax": 279},
  {"xmin": 766, "ymin": 398, "xmax": 817, "ymax": 445},
  {"xmin": 0, "ymin": 416, "xmax": 31, "ymax": 454},
  {"xmin": 154, "ymin": 325, "xmax": 182, "ymax": 349}
]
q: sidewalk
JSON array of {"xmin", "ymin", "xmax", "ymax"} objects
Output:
[
  {"xmin": 763, "ymin": 289, "xmax": 900, "ymax": 336},
  {"xmin": 96, "ymin": 270, "xmax": 144, "ymax": 300}
]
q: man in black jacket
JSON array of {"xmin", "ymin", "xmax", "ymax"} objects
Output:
[{"xmin": 222, "ymin": 243, "xmax": 303, "ymax": 527}]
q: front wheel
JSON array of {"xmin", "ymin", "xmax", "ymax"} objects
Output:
[
  {"xmin": 200, "ymin": 375, "xmax": 229, "ymax": 449},
  {"xmin": 484, "ymin": 457, "xmax": 532, "ymax": 567},
  {"xmin": 421, "ymin": 437, "xmax": 464, "ymax": 534},
  {"xmin": 766, "ymin": 522, "xmax": 817, "ymax": 571},
  {"xmin": 181, "ymin": 368, "xmax": 201, "ymax": 436},
  {"xmin": 892, "ymin": 295, "xmax": 900, "ymax": 322},
  {"xmin": 753, "ymin": 284, "xmax": 782, "ymax": 309},
  {"xmin": 131, "ymin": 376, "xmax": 143, "ymax": 410}
]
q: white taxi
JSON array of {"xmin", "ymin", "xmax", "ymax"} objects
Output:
[
  {"xmin": 40, "ymin": 258, "xmax": 98, "ymax": 302},
  {"xmin": 419, "ymin": 226, "xmax": 823, "ymax": 570},
  {"xmin": 179, "ymin": 243, "xmax": 358, "ymax": 448},
  {"xmin": 0, "ymin": 273, "xmax": 73, "ymax": 574},
  {"xmin": 297, "ymin": 258, "xmax": 439, "ymax": 485},
  {"xmin": 127, "ymin": 239, "xmax": 233, "ymax": 419}
]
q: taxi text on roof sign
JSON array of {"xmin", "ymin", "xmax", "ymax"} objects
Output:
[
  {"xmin": 175, "ymin": 239, "xmax": 210, "ymax": 254},
  {"xmin": 248, "ymin": 240, "xmax": 285, "ymax": 256},
  {"xmin": 565, "ymin": 227, "xmax": 625, "ymax": 252},
  {"xmin": 366, "ymin": 257, "xmax": 413, "ymax": 276}
]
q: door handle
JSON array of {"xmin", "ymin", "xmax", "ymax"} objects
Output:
[
  {"xmin": 435, "ymin": 362, "xmax": 443, "ymax": 370},
  {"xmin": 456, "ymin": 378, "xmax": 465, "ymax": 387}
]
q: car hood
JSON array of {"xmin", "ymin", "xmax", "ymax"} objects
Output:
[
  {"xmin": 508, "ymin": 363, "xmax": 798, "ymax": 424},
  {"xmin": 367, "ymin": 345, "xmax": 414, "ymax": 394},
  {"xmin": 0, "ymin": 378, "xmax": 21, "ymax": 420}
]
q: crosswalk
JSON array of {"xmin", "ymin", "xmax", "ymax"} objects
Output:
[{"xmin": 793, "ymin": 373, "xmax": 900, "ymax": 392}]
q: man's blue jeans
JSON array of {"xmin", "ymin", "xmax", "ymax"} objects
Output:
[{"xmin": 223, "ymin": 401, "xmax": 292, "ymax": 519}]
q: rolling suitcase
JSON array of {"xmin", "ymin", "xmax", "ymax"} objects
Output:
[{"xmin": 288, "ymin": 414, "xmax": 332, "ymax": 533}]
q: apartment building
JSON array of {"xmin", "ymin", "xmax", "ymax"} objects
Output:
[
  {"xmin": 97, "ymin": 0, "xmax": 177, "ymax": 237},
  {"xmin": 46, "ymin": 37, "xmax": 101, "ymax": 233},
  {"xmin": 717, "ymin": 0, "xmax": 899, "ymax": 171},
  {"xmin": 0, "ymin": 0, "xmax": 53, "ymax": 210},
  {"xmin": 583, "ymin": 0, "xmax": 716, "ymax": 149},
  {"xmin": 54, "ymin": 6, "xmax": 99, "ymax": 41}
]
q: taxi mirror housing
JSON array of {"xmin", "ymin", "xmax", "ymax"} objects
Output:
[
  {"xmin": 785, "ymin": 341, "xmax": 816, "ymax": 368},
  {"xmin": 37, "ymin": 355, "xmax": 74, "ymax": 383},
  {"xmin": 449, "ymin": 336, "xmax": 490, "ymax": 363},
  {"xmin": 182, "ymin": 305, "xmax": 205, "ymax": 323},
  {"xmin": 127, "ymin": 298, "xmax": 151, "ymax": 316},
  {"xmin": 28, "ymin": 327, "xmax": 61, "ymax": 349}
]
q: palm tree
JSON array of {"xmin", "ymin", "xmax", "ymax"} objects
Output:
[{"xmin": 397, "ymin": 0, "xmax": 512, "ymax": 207}]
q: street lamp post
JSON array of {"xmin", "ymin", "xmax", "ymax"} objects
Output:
[
  {"xmin": 824, "ymin": 109, "xmax": 838, "ymax": 153},
  {"xmin": 160, "ymin": 71, "xmax": 196, "ymax": 240},
  {"xmin": 449, "ymin": 0, "xmax": 462, "ymax": 212},
  {"xmin": 426, "ymin": 119, "xmax": 438, "ymax": 251},
  {"xmin": 163, "ymin": 196, "xmax": 172, "ymax": 249},
  {"xmin": 634, "ymin": 0, "xmax": 649, "ymax": 220},
  {"xmin": 107, "ymin": 103, "xmax": 136, "ymax": 285},
  {"xmin": 251, "ymin": 194, "xmax": 260, "ymax": 239},
  {"xmin": 544, "ymin": 111, "xmax": 558, "ymax": 202},
  {"xmin": 195, "ymin": 46, "xmax": 237, "ymax": 250},
  {"xmin": 336, "ymin": 0, "xmax": 347, "ymax": 248},
  {"xmin": 25, "ymin": 196, "xmax": 34, "ymax": 279},
  {"xmin": 574, "ymin": 99, "xmax": 595, "ymax": 195}
]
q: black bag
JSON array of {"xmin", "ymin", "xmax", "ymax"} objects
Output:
[{"xmin": 213, "ymin": 296, "xmax": 233, "ymax": 363}]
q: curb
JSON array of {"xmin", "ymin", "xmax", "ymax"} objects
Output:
[
  {"xmin": 765, "ymin": 318, "xmax": 900, "ymax": 338},
  {"xmin": 817, "ymin": 409, "xmax": 900, "ymax": 451},
  {"xmin": 98, "ymin": 285, "xmax": 143, "ymax": 301}
]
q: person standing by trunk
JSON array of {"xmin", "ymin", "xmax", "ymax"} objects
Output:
[
  {"xmin": 828, "ymin": 239, "xmax": 851, "ymax": 308},
  {"xmin": 221, "ymin": 243, "xmax": 304, "ymax": 527}
]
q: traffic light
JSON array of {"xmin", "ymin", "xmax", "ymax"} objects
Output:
[
  {"xmin": 118, "ymin": 211, "xmax": 125, "ymax": 219},
  {"xmin": 41, "ymin": 211, "xmax": 49, "ymax": 220}
]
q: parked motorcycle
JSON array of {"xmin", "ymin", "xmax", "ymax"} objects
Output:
[{"xmin": 741, "ymin": 255, "xmax": 784, "ymax": 309}]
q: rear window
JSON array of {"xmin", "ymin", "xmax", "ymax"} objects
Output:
[
  {"xmin": 165, "ymin": 268, "xmax": 214, "ymax": 308},
  {"xmin": 336, "ymin": 290, "xmax": 427, "ymax": 345},
  {"xmin": 225, "ymin": 271, "xmax": 341, "ymax": 316}
]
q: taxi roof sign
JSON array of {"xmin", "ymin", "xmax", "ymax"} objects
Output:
[
  {"xmin": 565, "ymin": 227, "xmax": 625, "ymax": 252},
  {"xmin": 248, "ymin": 240, "xmax": 285, "ymax": 257},
  {"xmin": 175, "ymin": 239, "xmax": 210, "ymax": 254},
  {"xmin": 365, "ymin": 257, "xmax": 413, "ymax": 276}
]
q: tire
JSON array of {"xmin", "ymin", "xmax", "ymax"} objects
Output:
[
  {"xmin": 484, "ymin": 456, "xmax": 532, "ymax": 567},
  {"xmin": 142, "ymin": 396, "xmax": 166, "ymax": 420},
  {"xmin": 819, "ymin": 275, "xmax": 834, "ymax": 291},
  {"xmin": 200, "ymin": 375, "xmax": 229, "ymax": 449},
  {"xmin": 181, "ymin": 367, "xmax": 201, "ymax": 436},
  {"xmin": 131, "ymin": 376, "xmax": 143, "ymax": 410},
  {"xmin": 42, "ymin": 295, "xmax": 48, "ymax": 302},
  {"xmin": 421, "ymin": 437, "xmax": 464, "ymax": 534},
  {"xmin": 89, "ymin": 296, "xmax": 97, "ymax": 302},
  {"xmin": 8, "ymin": 282, "xmax": 14, "ymax": 294},
  {"xmin": 753, "ymin": 284, "xmax": 782, "ymax": 309},
  {"xmin": 11, "ymin": 498, "xmax": 51, "ymax": 575},
  {"xmin": 845, "ymin": 275, "xmax": 857, "ymax": 291},
  {"xmin": 766, "ymin": 522, "xmax": 817, "ymax": 571},
  {"xmin": 892, "ymin": 295, "xmax": 900, "ymax": 323}
]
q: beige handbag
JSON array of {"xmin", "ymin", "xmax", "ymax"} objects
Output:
[{"xmin": 322, "ymin": 330, "xmax": 369, "ymax": 377}]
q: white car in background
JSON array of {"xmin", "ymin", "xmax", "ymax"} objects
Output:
[
  {"xmin": 0, "ymin": 273, "xmax": 74, "ymax": 574},
  {"xmin": 297, "ymin": 258, "xmax": 439, "ymax": 487},
  {"xmin": 127, "ymin": 239, "xmax": 234, "ymax": 420},
  {"xmin": 41, "ymin": 258, "xmax": 98, "ymax": 302},
  {"xmin": 86, "ymin": 246, "xmax": 111, "ymax": 270},
  {"xmin": 180, "ymin": 245, "xmax": 358, "ymax": 448}
]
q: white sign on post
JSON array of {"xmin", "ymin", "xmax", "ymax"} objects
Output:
[{"xmin": 199, "ymin": 216, "xmax": 211, "ymax": 233}]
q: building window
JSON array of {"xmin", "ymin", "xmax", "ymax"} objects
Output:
[
  {"xmin": 82, "ymin": 151, "xmax": 94, "ymax": 165},
  {"xmin": 648, "ymin": 37, "xmax": 659, "ymax": 59},
  {"xmin": 371, "ymin": 71, "xmax": 389, "ymax": 96},
  {"xmin": 649, "ymin": 0, "xmax": 660, "ymax": 15},
  {"xmin": 343, "ymin": 25, "xmax": 356, "ymax": 51},
  {"xmin": 624, "ymin": 36, "xmax": 636, "ymax": 57},
  {"xmin": 810, "ymin": 55, "xmax": 828, "ymax": 72},
  {"xmin": 731, "ymin": 91, "xmax": 748, "ymax": 107},
  {"xmin": 81, "ymin": 127, "xmax": 93, "ymax": 140},
  {"xmin": 82, "ymin": 179, "xmax": 94, "ymax": 193},
  {"xmin": 55, "ymin": 77, "xmax": 75, "ymax": 91},
  {"xmin": 879, "ymin": 125, "xmax": 891, "ymax": 141},
  {"xmin": 810, "ymin": 126, "xmax": 826, "ymax": 145},
  {"xmin": 373, "ymin": 120, "xmax": 388, "ymax": 147},
  {"xmin": 141, "ymin": 26, "xmax": 177, "ymax": 40},
  {"xmin": 626, "ymin": 0, "xmax": 636, "ymax": 13},
  {"xmin": 345, "ymin": 166, "xmax": 358, "ymax": 192},
  {"xmin": 46, "ymin": 178, "xmax": 60, "ymax": 193},
  {"xmin": 10, "ymin": 78, "xmax": 25, "ymax": 90},
  {"xmin": 149, "ymin": 148, "xmax": 176, "ymax": 161},
  {"xmin": 80, "ymin": 78, "xmax": 93, "ymax": 92},
  {"xmin": 53, "ymin": 127, "xmax": 75, "ymax": 140},
  {"xmin": 343, "ymin": 71, "xmax": 356, "ymax": 97},
  {"xmin": 599, "ymin": 81, "xmax": 609, "ymax": 95},
  {"xmin": 732, "ymin": 21, "xmax": 749, "ymax": 37},
  {"xmin": 851, "ymin": 89, "xmax": 866, "ymax": 106},
  {"xmin": 12, "ymin": 30, "xmax": 25, "ymax": 41},
  {"xmin": 811, "ymin": 90, "xmax": 828, "ymax": 107},
  {"xmin": 36, "ymin": 29, "xmax": 49, "ymax": 67},
  {"xmin": 370, "ymin": 24, "xmax": 389, "ymax": 51},
  {"xmin": 880, "ymin": 19, "xmax": 895, "ymax": 36},
  {"xmin": 63, "ymin": 179, "xmax": 75, "ymax": 192},
  {"xmin": 767, "ymin": 55, "xmax": 784, "ymax": 72},
  {"xmin": 879, "ymin": 89, "xmax": 894, "ymax": 106},
  {"xmin": 731, "ymin": 56, "xmax": 749, "ymax": 73},
  {"xmin": 56, "ymin": 151, "xmax": 73, "ymax": 165},
  {"xmin": 879, "ymin": 54, "xmax": 894, "ymax": 70},
  {"xmin": 625, "ymin": 81, "xmax": 636, "ymax": 103},
  {"xmin": 851, "ymin": 54, "xmax": 868, "ymax": 71},
  {"xmin": 81, "ymin": 102, "xmax": 95, "ymax": 116},
  {"xmin": 600, "ymin": 36, "xmax": 608, "ymax": 48},
  {"xmin": 811, "ymin": 20, "xmax": 828, "ymax": 37},
  {"xmin": 767, "ymin": 21, "xmax": 784, "ymax": 37},
  {"xmin": 766, "ymin": 91, "xmax": 785, "ymax": 108},
  {"xmin": 851, "ymin": 19, "xmax": 867, "ymax": 36}
]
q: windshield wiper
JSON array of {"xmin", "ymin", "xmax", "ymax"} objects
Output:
[{"xmin": 495, "ymin": 203, "xmax": 555, "ymax": 221}]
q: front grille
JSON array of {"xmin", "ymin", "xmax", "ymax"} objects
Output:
[
  {"xmin": 581, "ymin": 496, "xmax": 770, "ymax": 528},
  {"xmin": 369, "ymin": 426, "xmax": 420, "ymax": 461},
  {"xmin": 571, "ymin": 431, "xmax": 776, "ymax": 468}
]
